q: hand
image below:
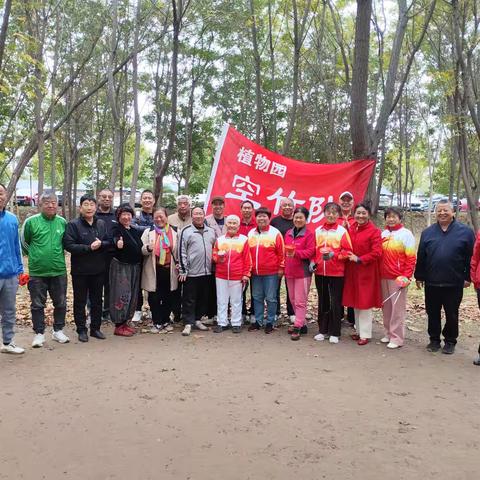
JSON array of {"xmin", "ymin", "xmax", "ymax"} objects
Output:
[
  {"xmin": 178, "ymin": 274, "xmax": 187, "ymax": 282},
  {"xmin": 90, "ymin": 238, "xmax": 101, "ymax": 251},
  {"xmin": 278, "ymin": 268, "xmax": 284, "ymax": 278},
  {"xmin": 117, "ymin": 236, "xmax": 124, "ymax": 249},
  {"xmin": 347, "ymin": 252, "xmax": 358, "ymax": 263},
  {"xmin": 416, "ymin": 280, "xmax": 424, "ymax": 289},
  {"xmin": 241, "ymin": 275, "xmax": 249, "ymax": 285},
  {"xmin": 464, "ymin": 281, "xmax": 471, "ymax": 288},
  {"xmin": 18, "ymin": 273, "xmax": 30, "ymax": 286}
]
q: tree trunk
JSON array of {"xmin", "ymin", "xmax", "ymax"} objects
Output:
[
  {"xmin": 0, "ymin": 0, "xmax": 12, "ymax": 75},
  {"xmin": 249, "ymin": 0, "xmax": 263, "ymax": 144}
]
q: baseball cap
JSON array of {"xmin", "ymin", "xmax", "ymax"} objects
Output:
[
  {"xmin": 211, "ymin": 195, "xmax": 225, "ymax": 204},
  {"xmin": 339, "ymin": 191, "xmax": 354, "ymax": 200}
]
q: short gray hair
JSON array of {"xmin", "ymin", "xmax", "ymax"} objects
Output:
[
  {"xmin": 39, "ymin": 192, "xmax": 57, "ymax": 204},
  {"xmin": 280, "ymin": 197, "xmax": 294, "ymax": 207},
  {"xmin": 177, "ymin": 194, "xmax": 191, "ymax": 205},
  {"xmin": 226, "ymin": 214, "xmax": 240, "ymax": 224}
]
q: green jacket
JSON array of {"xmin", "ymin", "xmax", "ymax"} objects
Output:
[{"xmin": 21, "ymin": 213, "xmax": 67, "ymax": 277}]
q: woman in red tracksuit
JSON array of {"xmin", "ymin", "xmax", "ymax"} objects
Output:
[
  {"xmin": 342, "ymin": 203, "xmax": 383, "ymax": 345},
  {"xmin": 469, "ymin": 231, "xmax": 480, "ymax": 365},
  {"xmin": 312, "ymin": 202, "xmax": 352, "ymax": 344},
  {"xmin": 284, "ymin": 207, "xmax": 315, "ymax": 340}
]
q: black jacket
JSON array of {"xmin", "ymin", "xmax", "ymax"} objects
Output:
[
  {"xmin": 63, "ymin": 216, "xmax": 108, "ymax": 275},
  {"xmin": 414, "ymin": 220, "xmax": 475, "ymax": 287},
  {"xmin": 96, "ymin": 210, "xmax": 117, "ymax": 253},
  {"xmin": 112, "ymin": 224, "xmax": 143, "ymax": 265}
]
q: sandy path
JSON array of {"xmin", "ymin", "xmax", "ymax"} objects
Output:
[{"xmin": 1, "ymin": 323, "xmax": 480, "ymax": 480}]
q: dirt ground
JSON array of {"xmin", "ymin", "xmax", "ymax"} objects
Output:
[{"xmin": 1, "ymin": 313, "xmax": 480, "ymax": 480}]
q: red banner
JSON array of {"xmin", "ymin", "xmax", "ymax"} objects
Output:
[{"xmin": 205, "ymin": 124, "xmax": 375, "ymax": 226}]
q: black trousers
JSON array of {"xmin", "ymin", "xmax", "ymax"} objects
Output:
[
  {"xmin": 28, "ymin": 275, "xmax": 67, "ymax": 334},
  {"xmin": 242, "ymin": 280, "xmax": 255, "ymax": 316},
  {"xmin": 72, "ymin": 273, "xmax": 104, "ymax": 333},
  {"xmin": 315, "ymin": 275, "xmax": 344, "ymax": 337},
  {"xmin": 171, "ymin": 283, "xmax": 182, "ymax": 321},
  {"xmin": 276, "ymin": 276, "xmax": 294, "ymax": 316},
  {"xmin": 425, "ymin": 285, "xmax": 463, "ymax": 345},
  {"xmin": 206, "ymin": 274, "xmax": 217, "ymax": 318},
  {"xmin": 102, "ymin": 253, "xmax": 113, "ymax": 316},
  {"xmin": 182, "ymin": 275, "xmax": 211, "ymax": 325},
  {"xmin": 148, "ymin": 266, "xmax": 174, "ymax": 327}
]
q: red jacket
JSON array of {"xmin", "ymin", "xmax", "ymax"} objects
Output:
[
  {"xmin": 248, "ymin": 225, "xmax": 285, "ymax": 276},
  {"xmin": 213, "ymin": 234, "xmax": 251, "ymax": 281},
  {"xmin": 284, "ymin": 227, "xmax": 315, "ymax": 278},
  {"xmin": 314, "ymin": 222, "xmax": 352, "ymax": 277},
  {"xmin": 238, "ymin": 217, "xmax": 256, "ymax": 237},
  {"xmin": 470, "ymin": 231, "xmax": 480, "ymax": 288},
  {"xmin": 380, "ymin": 224, "xmax": 416, "ymax": 279},
  {"xmin": 342, "ymin": 221, "xmax": 383, "ymax": 309}
]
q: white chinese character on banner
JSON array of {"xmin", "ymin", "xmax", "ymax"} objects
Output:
[
  {"xmin": 237, "ymin": 147, "xmax": 255, "ymax": 166},
  {"xmin": 308, "ymin": 195, "xmax": 334, "ymax": 224},
  {"xmin": 270, "ymin": 161, "xmax": 287, "ymax": 178},
  {"xmin": 225, "ymin": 175, "xmax": 261, "ymax": 208},
  {"xmin": 266, "ymin": 188, "xmax": 306, "ymax": 215},
  {"xmin": 254, "ymin": 154, "xmax": 271, "ymax": 173}
]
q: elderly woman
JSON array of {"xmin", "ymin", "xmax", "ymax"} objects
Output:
[
  {"xmin": 342, "ymin": 203, "xmax": 383, "ymax": 345},
  {"xmin": 141, "ymin": 207, "xmax": 179, "ymax": 333},
  {"xmin": 212, "ymin": 215, "xmax": 251, "ymax": 334},
  {"xmin": 381, "ymin": 207, "xmax": 416, "ymax": 349},
  {"xmin": 110, "ymin": 203, "xmax": 144, "ymax": 337},
  {"xmin": 284, "ymin": 207, "xmax": 315, "ymax": 341}
]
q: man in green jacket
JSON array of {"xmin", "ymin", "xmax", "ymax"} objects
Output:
[{"xmin": 21, "ymin": 192, "xmax": 69, "ymax": 348}]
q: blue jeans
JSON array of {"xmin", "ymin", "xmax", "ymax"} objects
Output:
[
  {"xmin": 252, "ymin": 274, "xmax": 278, "ymax": 326},
  {"xmin": 0, "ymin": 276, "xmax": 18, "ymax": 344}
]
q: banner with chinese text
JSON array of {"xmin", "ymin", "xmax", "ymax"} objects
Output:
[{"xmin": 205, "ymin": 124, "xmax": 376, "ymax": 225}]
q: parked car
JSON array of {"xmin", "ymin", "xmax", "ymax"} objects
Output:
[{"xmin": 14, "ymin": 189, "xmax": 36, "ymax": 206}]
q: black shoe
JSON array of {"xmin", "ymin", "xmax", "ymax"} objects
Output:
[
  {"xmin": 300, "ymin": 325, "xmax": 308, "ymax": 334},
  {"xmin": 213, "ymin": 325, "xmax": 226, "ymax": 333},
  {"xmin": 473, "ymin": 356, "xmax": 480, "ymax": 366},
  {"xmin": 442, "ymin": 343, "xmax": 455, "ymax": 355},
  {"xmin": 90, "ymin": 330, "xmax": 106, "ymax": 340},
  {"xmin": 78, "ymin": 331, "xmax": 89, "ymax": 343},
  {"xmin": 426, "ymin": 341, "xmax": 441, "ymax": 352},
  {"xmin": 248, "ymin": 322, "xmax": 260, "ymax": 331},
  {"xmin": 265, "ymin": 323, "xmax": 273, "ymax": 334},
  {"xmin": 232, "ymin": 326, "xmax": 241, "ymax": 334}
]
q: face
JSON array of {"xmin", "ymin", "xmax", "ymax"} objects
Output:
[
  {"xmin": 0, "ymin": 186, "xmax": 6, "ymax": 210},
  {"xmin": 226, "ymin": 218, "xmax": 239, "ymax": 235},
  {"xmin": 119, "ymin": 211, "xmax": 132, "ymax": 227},
  {"xmin": 192, "ymin": 208, "xmax": 205, "ymax": 227},
  {"xmin": 177, "ymin": 199, "xmax": 190, "ymax": 216},
  {"xmin": 280, "ymin": 200, "xmax": 294, "ymax": 219},
  {"xmin": 256, "ymin": 213, "xmax": 270, "ymax": 229},
  {"xmin": 354, "ymin": 206, "xmax": 369, "ymax": 225},
  {"xmin": 385, "ymin": 212, "xmax": 401, "ymax": 228},
  {"xmin": 212, "ymin": 201, "xmax": 224, "ymax": 218},
  {"xmin": 97, "ymin": 190, "xmax": 113, "ymax": 210},
  {"xmin": 40, "ymin": 197, "xmax": 58, "ymax": 218},
  {"xmin": 241, "ymin": 202, "xmax": 253, "ymax": 219},
  {"xmin": 293, "ymin": 212, "xmax": 307, "ymax": 228},
  {"xmin": 324, "ymin": 207, "xmax": 339, "ymax": 224},
  {"xmin": 340, "ymin": 195, "xmax": 354, "ymax": 213},
  {"xmin": 436, "ymin": 203, "xmax": 454, "ymax": 224},
  {"xmin": 80, "ymin": 200, "xmax": 97, "ymax": 219},
  {"xmin": 141, "ymin": 192, "xmax": 154, "ymax": 211},
  {"xmin": 154, "ymin": 209, "xmax": 167, "ymax": 227}
]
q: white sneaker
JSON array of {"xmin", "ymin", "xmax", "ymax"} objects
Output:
[
  {"xmin": 132, "ymin": 311, "xmax": 142, "ymax": 322},
  {"xmin": 387, "ymin": 342, "xmax": 400, "ymax": 349},
  {"xmin": 32, "ymin": 333, "xmax": 45, "ymax": 348},
  {"xmin": 202, "ymin": 317, "xmax": 215, "ymax": 326},
  {"xmin": 163, "ymin": 324, "xmax": 174, "ymax": 332},
  {"xmin": 329, "ymin": 336, "xmax": 339, "ymax": 344},
  {"xmin": 314, "ymin": 333, "xmax": 326, "ymax": 341},
  {"xmin": 150, "ymin": 325, "xmax": 162, "ymax": 334},
  {"xmin": 195, "ymin": 320, "xmax": 208, "ymax": 331},
  {"xmin": 1, "ymin": 342, "xmax": 25, "ymax": 354},
  {"xmin": 52, "ymin": 330, "xmax": 70, "ymax": 344},
  {"xmin": 289, "ymin": 315, "xmax": 296, "ymax": 324},
  {"xmin": 380, "ymin": 336, "xmax": 390, "ymax": 343},
  {"xmin": 182, "ymin": 324, "xmax": 192, "ymax": 336}
]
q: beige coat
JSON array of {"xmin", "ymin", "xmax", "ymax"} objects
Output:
[{"xmin": 140, "ymin": 227, "xmax": 179, "ymax": 292}]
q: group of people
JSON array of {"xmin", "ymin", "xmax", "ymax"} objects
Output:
[{"xmin": 0, "ymin": 181, "xmax": 480, "ymax": 365}]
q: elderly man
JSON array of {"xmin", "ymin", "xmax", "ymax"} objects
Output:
[
  {"xmin": 212, "ymin": 215, "xmax": 251, "ymax": 333},
  {"xmin": 0, "ymin": 183, "xmax": 25, "ymax": 354},
  {"xmin": 96, "ymin": 188, "xmax": 116, "ymax": 322},
  {"xmin": 205, "ymin": 196, "xmax": 227, "ymax": 238},
  {"xmin": 415, "ymin": 200, "xmax": 475, "ymax": 354},
  {"xmin": 178, "ymin": 206, "xmax": 216, "ymax": 336},
  {"xmin": 270, "ymin": 198, "xmax": 295, "ymax": 322},
  {"xmin": 22, "ymin": 192, "xmax": 69, "ymax": 348},
  {"xmin": 168, "ymin": 194, "xmax": 192, "ymax": 232}
]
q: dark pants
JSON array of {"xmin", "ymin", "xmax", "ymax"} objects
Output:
[
  {"xmin": 206, "ymin": 274, "xmax": 217, "ymax": 318},
  {"xmin": 148, "ymin": 266, "xmax": 174, "ymax": 327},
  {"xmin": 72, "ymin": 273, "xmax": 104, "ymax": 333},
  {"xmin": 102, "ymin": 253, "xmax": 113, "ymax": 317},
  {"xmin": 171, "ymin": 283, "xmax": 182, "ymax": 321},
  {"xmin": 276, "ymin": 276, "xmax": 294, "ymax": 316},
  {"xmin": 315, "ymin": 275, "xmax": 344, "ymax": 337},
  {"xmin": 28, "ymin": 275, "xmax": 67, "ymax": 334},
  {"xmin": 242, "ymin": 280, "xmax": 255, "ymax": 316},
  {"xmin": 425, "ymin": 285, "xmax": 463, "ymax": 345},
  {"xmin": 182, "ymin": 275, "xmax": 211, "ymax": 325}
]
